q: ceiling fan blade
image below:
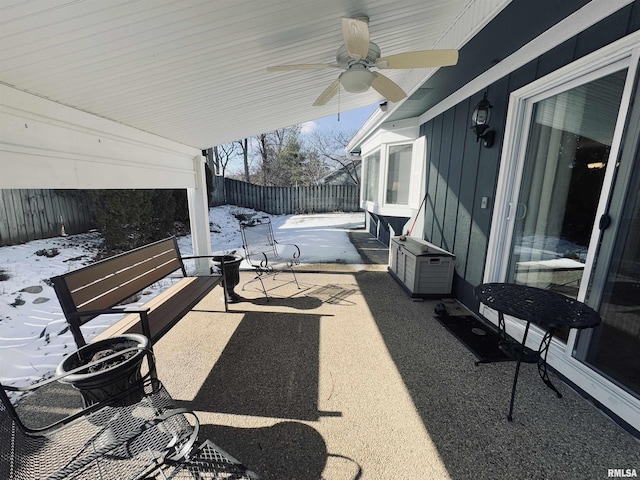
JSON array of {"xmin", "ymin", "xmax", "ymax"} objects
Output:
[
  {"xmin": 371, "ymin": 72, "xmax": 407, "ymax": 103},
  {"xmin": 341, "ymin": 17, "xmax": 370, "ymax": 60},
  {"xmin": 267, "ymin": 63, "xmax": 339, "ymax": 72},
  {"xmin": 377, "ymin": 49, "xmax": 459, "ymax": 69},
  {"xmin": 313, "ymin": 78, "xmax": 341, "ymax": 106}
]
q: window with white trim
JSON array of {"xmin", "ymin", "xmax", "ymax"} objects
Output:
[
  {"xmin": 358, "ymin": 121, "xmax": 423, "ymax": 214},
  {"xmin": 363, "ymin": 150, "xmax": 380, "ymax": 202},
  {"xmin": 385, "ymin": 144, "xmax": 413, "ymax": 205}
]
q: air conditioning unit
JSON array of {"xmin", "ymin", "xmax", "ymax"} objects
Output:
[{"xmin": 388, "ymin": 236, "xmax": 455, "ymax": 298}]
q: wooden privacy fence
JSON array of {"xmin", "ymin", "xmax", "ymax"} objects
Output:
[
  {"xmin": 1, "ymin": 181, "xmax": 359, "ymax": 246},
  {"xmin": 0, "ymin": 189, "xmax": 95, "ymax": 246},
  {"xmin": 212, "ymin": 177, "xmax": 361, "ymax": 214}
]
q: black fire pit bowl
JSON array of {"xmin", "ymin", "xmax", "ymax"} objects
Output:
[{"xmin": 212, "ymin": 254, "xmax": 244, "ymax": 303}]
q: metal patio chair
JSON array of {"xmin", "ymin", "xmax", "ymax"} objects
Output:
[
  {"xmin": 240, "ymin": 215, "xmax": 301, "ymax": 298},
  {"xmin": 0, "ymin": 344, "xmax": 260, "ymax": 479}
]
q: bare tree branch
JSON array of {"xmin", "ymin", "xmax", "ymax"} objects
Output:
[
  {"xmin": 307, "ymin": 129, "xmax": 360, "ymax": 185},
  {"xmin": 212, "ymin": 142, "xmax": 238, "ymax": 178},
  {"xmin": 235, "ymin": 139, "xmax": 250, "ymax": 182}
]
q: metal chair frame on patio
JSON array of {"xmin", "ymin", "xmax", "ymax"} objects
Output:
[
  {"xmin": 0, "ymin": 344, "xmax": 260, "ymax": 479},
  {"xmin": 240, "ymin": 215, "xmax": 301, "ymax": 298}
]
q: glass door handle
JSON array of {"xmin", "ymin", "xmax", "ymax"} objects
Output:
[
  {"xmin": 598, "ymin": 213, "xmax": 611, "ymax": 230},
  {"xmin": 507, "ymin": 202, "xmax": 528, "ymax": 220}
]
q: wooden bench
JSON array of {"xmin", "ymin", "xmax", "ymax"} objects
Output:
[{"xmin": 51, "ymin": 237, "xmax": 227, "ymax": 348}]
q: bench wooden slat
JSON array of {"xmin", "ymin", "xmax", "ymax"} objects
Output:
[
  {"xmin": 71, "ymin": 256, "xmax": 182, "ymax": 312},
  {"xmin": 72, "ymin": 261, "xmax": 183, "ymax": 322},
  {"xmin": 92, "ymin": 276, "xmax": 222, "ymax": 343},
  {"xmin": 63, "ymin": 238, "xmax": 179, "ymax": 291}
]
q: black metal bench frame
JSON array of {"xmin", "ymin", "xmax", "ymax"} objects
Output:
[{"xmin": 51, "ymin": 236, "xmax": 227, "ymax": 348}]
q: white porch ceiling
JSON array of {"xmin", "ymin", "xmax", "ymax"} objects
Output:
[{"xmin": 0, "ymin": 0, "xmax": 510, "ymax": 149}]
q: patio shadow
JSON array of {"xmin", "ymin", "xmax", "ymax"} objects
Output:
[
  {"xmin": 188, "ymin": 311, "xmax": 340, "ymax": 421},
  {"xmin": 199, "ymin": 421, "xmax": 328, "ymax": 479},
  {"xmin": 232, "ymin": 295, "xmax": 324, "ymax": 310}
]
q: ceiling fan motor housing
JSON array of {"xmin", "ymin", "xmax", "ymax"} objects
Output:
[{"xmin": 336, "ymin": 42, "xmax": 381, "ymax": 68}]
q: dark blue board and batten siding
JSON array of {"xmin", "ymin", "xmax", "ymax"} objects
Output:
[{"xmin": 418, "ymin": 0, "xmax": 640, "ymax": 309}]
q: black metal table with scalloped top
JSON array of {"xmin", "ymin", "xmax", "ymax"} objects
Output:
[{"xmin": 474, "ymin": 282, "xmax": 601, "ymax": 422}]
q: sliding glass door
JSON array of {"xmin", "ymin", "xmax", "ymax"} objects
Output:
[
  {"xmin": 488, "ymin": 45, "xmax": 640, "ymax": 402},
  {"xmin": 504, "ymin": 69, "xmax": 627, "ymax": 341},
  {"xmin": 576, "ymin": 66, "xmax": 640, "ymax": 398}
]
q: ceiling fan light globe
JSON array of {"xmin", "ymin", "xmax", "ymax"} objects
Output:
[{"xmin": 340, "ymin": 69, "xmax": 375, "ymax": 93}]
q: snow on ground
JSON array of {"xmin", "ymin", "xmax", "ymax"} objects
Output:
[{"xmin": 0, "ymin": 205, "xmax": 364, "ymax": 392}]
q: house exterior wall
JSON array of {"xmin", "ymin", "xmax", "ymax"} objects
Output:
[{"xmin": 419, "ymin": 2, "xmax": 640, "ymax": 310}]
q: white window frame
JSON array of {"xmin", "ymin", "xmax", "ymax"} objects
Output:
[
  {"xmin": 361, "ymin": 147, "xmax": 382, "ymax": 208},
  {"xmin": 359, "ymin": 119, "xmax": 422, "ymax": 217},
  {"xmin": 382, "ymin": 141, "xmax": 414, "ymax": 208}
]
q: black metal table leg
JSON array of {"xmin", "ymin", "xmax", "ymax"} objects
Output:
[
  {"xmin": 507, "ymin": 321, "xmax": 531, "ymax": 422},
  {"xmin": 538, "ymin": 328, "xmax": 562, "ymax": 398},
  {"xmin": 474, "ymin": 311, "xmax": 512, "ymax": 366},
  {"xmin": 475, "ymin": 283, "xmax": 601, "ymax": 423}
]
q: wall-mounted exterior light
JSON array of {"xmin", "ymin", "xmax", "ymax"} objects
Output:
[{"xmin": 471, "ymin": 92, "xmax": 495, "ymax": 148}]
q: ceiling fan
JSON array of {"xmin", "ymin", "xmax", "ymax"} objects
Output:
[{"xmin": 267, "ymin": 17, "xmax": 459, "ymax": 106}]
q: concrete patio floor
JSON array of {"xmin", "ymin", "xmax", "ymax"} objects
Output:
[{"xmin": 151, "ymin": 230, "xmax": 640, "ymax": 479}]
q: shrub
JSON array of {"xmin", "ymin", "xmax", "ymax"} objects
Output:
[{"xmin": 90, "ymin": 190, "xmax": 181, "ymax": 252}]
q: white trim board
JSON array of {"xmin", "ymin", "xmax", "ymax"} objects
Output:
[{"xmin": 0, "ymin": 85, "xmax": 201, "ymax": 189}]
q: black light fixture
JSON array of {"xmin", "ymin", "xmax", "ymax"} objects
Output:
[{"xmin": 471, "ymin": 91, "xmax": 495, "ymax": 148}]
